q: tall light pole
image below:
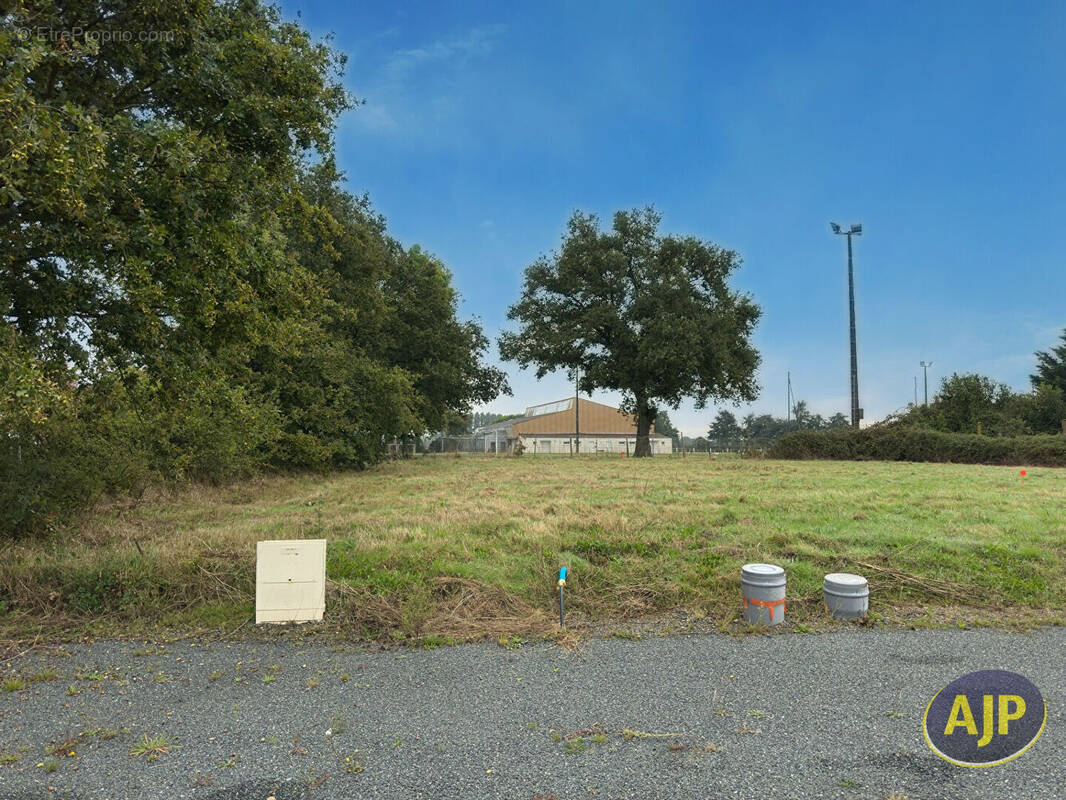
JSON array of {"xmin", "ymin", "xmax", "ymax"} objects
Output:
[
  {"xmin": 786, "ymin": 371, "xmax": 792, "ymax": 426},
  {"xmin": 920, "ymin": 361, "xmax": 933, "ymax": 407},
  {"xmin": 830, "ymin": 222, "xmax": 863, "ymax": 428}
]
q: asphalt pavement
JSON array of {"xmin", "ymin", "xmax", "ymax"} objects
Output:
[{"xmin": 1, "ymin": 628, "xmax": 1062, "ymax": 799}]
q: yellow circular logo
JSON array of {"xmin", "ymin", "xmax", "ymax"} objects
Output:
[{"xmin": 923, "ymin": 670, "xmax": 1046, "ymax": 767}]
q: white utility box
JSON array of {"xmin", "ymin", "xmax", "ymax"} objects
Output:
[{"xmin": 255, "ymin": 539, "xmax": 327, "ymax": 624}]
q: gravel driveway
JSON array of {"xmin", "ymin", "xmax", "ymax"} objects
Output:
[{"xmin": 1, "ymin": 628, "xmax": 1061, "ymax": 799}]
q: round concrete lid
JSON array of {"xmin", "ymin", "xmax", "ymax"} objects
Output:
[
  {"xmin": 824, "ymin": 573, "xmax": 869, "ymax": 597},
  {"xmin": 741, "ymin": 563, "xmax": 786, "ymax": 588},
  {"xmin": 741, "ymin": 563, "xmax": 785, "ymax": 578},
  {"xmin": 824, "ymin": 572, "xmax": 867, "ymax": 586}
]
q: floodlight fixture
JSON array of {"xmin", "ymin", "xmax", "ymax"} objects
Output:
[
  {"xmin": 850, "ymin": 223, "xmax": 862, "ymax": 234},
  {"xmin": 830, "ymin": 222, "xmax": 842, "ymax": 233}
]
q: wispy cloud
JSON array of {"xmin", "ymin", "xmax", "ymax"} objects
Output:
[
  {"xmin": 351, "ymin": 25, "xmax": 505, "ymax": 135},
  {"xmin": 381, "ymin": 25, "xmax": 504, "ymax": 84}
]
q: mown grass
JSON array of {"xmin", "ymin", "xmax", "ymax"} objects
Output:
[{"xmin": 1, "ymin": 454, "xmax": 1063, "ymax": 644}]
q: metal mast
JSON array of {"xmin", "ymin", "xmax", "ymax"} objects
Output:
[{"xmin": 831, "ymin": 222, "xmax": 863, "ymax": 428}]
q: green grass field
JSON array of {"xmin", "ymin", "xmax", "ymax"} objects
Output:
[{"xmin": 2, "ymin": 455, "xmax": 1063, "ymax": 646}]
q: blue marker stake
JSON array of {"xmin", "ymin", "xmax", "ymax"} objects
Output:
[{"xmin": 558, "ymin": 567, "xmax": 568, "ymax": 628}]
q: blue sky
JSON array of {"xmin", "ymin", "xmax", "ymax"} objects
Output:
[{"xmin": 283, "ymin": 0, "xmax": 1066, "ymax": 435}]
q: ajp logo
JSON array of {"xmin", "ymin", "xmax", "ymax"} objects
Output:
[{"xmin": 923, "ymin": 670, "xmax": 1046, "ymax": 767}]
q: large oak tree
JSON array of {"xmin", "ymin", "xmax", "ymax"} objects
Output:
[
  {"xmin": 500, "ymin": 208, "xmax": 761, "ymax": 456},
  {"xmin": 0, "ymin": 1, "xmax": 509, "ymax": 534}
]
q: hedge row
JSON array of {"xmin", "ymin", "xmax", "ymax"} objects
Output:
[{"xmin": 768, "ymin": 426, "xmax": 1066, "ymax": 466}]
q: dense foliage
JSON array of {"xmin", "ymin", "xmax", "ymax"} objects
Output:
[
  {"xmin": 653, "ymin": 409, "xmax": 680, "ymax": 445},
  {"xmin": 1032, "ymin": 328, "xmax": 1066, "ymax": 393},
  {"xmin": 770, "ymin": 369, "xmax": 1066, "ymax": 465},
  {"xmin": 500, "ymin": 208, "xmax": 761, "ymax": 456},
  {"xmin": 0, "ymin": 1, "xmax": 506, "ymax": 537},
  {"xmin": 769, "ymin": 427, "xmax": 1066, "ymax": 466},
  {"xmin": 707, "ymin": 405, "xmax": 849, "ymax": 450},
  {"xmin": 893, "ymin": 373, "xmax": 1065, "ymax": 437}
]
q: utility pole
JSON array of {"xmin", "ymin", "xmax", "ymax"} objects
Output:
[
  {"xmin": 920, "ymin": 361, "xmax": 933, "ymax": 407},
  {"xmin": 830, "ymin": 222, "xmax": 863, "ymax": 428}
]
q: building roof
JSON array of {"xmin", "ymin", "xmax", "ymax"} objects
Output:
[
  {"xmin": 474, "ymin": 398, "xmax": 669, "ymax": 438},
  {"xmin": 476, "ymin": 414, "xmax": 536, "ymax": 433},
  {"xmin": 524, "ymin": 399, "xmax": 573, "ymax": 417}
]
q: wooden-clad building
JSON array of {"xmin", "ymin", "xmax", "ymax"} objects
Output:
[{"xmin": 474, "ymin": 398, "xmax": 672, "ymax": 455}]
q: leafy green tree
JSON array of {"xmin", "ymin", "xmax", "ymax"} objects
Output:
[
  {"xmin": 3, "ymin": 1, "xmax": 349, "ymax": 372},
  {"xmin": 470, "ymin": 411, "xmax": 502, "ymax": 431},
  {"xmin": 741, "ymin": 413, "xmax": 788, "ymax": 446},
  {"xmin": 0, "ymin": 323, "xmax": 69, "ymax": 432},
  {"xmin": 894, "ymin": 372, "xmax": 1062, "ymax": 437},
  {"xmin": 375, "ymin": 246, "xmax": 509, "ymax": 433},
  {"xmin": 708, "ymin": 409, "xmax": 742, "ymax": 449},
  {"xmin": 1007, "ymin": 383, "xmax": 1066, "ymax": 435},
  {"xmin": 2, "ymin": 0, "xmax": 354, "ymax": 485},
  {"xmin": 442, "ymin": 411, "xmax": 473, "ymax": 436},
  {"xmin": 1026, "ymin": 383, "xmax": 1066, "ymax": 433},
  {"xmin": 723, "ymin": 403, "xmax": 847, "ymax": 448},
  {"xmin": 654, "ymin": 409, "xmax": 680, "ymax": 446},
  {"xmin": 791, "ymin": 400, "xmax": 813, "ymax": 429},
  {"xmin": 933, "ymin": 373, "xmax": 1010, "ymax": 433},
  {"xmin": 499, "ymin": 208, "xmax": 761, "ymax": 456},
  {"xmin": 1032, "ymin": 328, "xmax": 1066, "ymax": 393},
  {"xmin": 490, "ymin": 413, "xmax": 523, "ymax": 424},
  {"xmin": 272, "ymin": 163, "xmax": 505, "ymax": 466},
  {"xmin": 0, "ymin": 2, "xmax": 510, "ymax": 534}
]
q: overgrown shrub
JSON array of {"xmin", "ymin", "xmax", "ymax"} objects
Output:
[
  {"xmin": 769, "ymin": 426, "xmax": 1066, "ymax": 466},
  {"xmin": 1, "ymin": 3, "xmax": 507, "ymax": 538},
  {"xmin": 0, "ymin": 356, "xmax": 284, "ymax": 538},
  {"xmin": 893, "ymin": 373, "xmax": 1065, "ymax": 436}
]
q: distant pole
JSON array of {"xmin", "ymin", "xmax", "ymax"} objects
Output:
[
  {"xmin": 830, "ymin": 222, "xmax": 863, "ymax": 428},
  {"xmin": 914, "ymin": 376, "xmax": 918, "ymax": 407},
  {"xmin": 574, "ymin": 367, "xmax": 580, "ymax": 456},
  {"xmin": 786, "ymin": 371, "xmax": 791, "ymax": 425},
  {"xmin": 920, "ymin": 361, "xmax": 933, "ymax": 407}
]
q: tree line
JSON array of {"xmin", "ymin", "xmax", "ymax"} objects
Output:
[
  {"xmin": 887, "ymin": 350, "xmax": 1066, "ymax": 437},
  {"xmin": 705, "ymin": 405, "xmax": 850, "ymax": 450},
  {"xmin": 677, "ymin": 328, "xmax": 1066, "ymax": 451},
  {"xmin": 1, "ymin": 2, "xmax": 506, "ymax": 536}
]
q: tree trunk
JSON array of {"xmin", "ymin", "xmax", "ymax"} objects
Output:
[{"xmin": 633, "ymin": 406, "xmax": 653, "ymax": 458}]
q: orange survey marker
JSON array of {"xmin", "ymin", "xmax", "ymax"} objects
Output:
[{"xmin": 743, "ymin": 595, "xmax": 786, "ymax": 623}]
